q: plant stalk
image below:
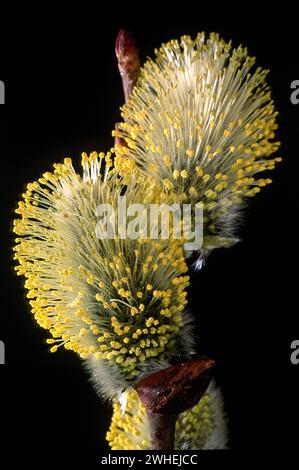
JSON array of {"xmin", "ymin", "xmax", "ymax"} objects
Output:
[{"xmin": 147, "ymin": 412, "xmax": 177, "ymax": 450}]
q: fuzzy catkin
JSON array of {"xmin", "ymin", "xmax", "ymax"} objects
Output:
[
  {"xmin": 115, "ymin": 32, "xmax": 281, "ymax": 262},
  {"xmin": 13, "ymin": 153, "xmax": 194, "ymax": 397}
]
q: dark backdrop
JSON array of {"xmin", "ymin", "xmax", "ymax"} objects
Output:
[{"xmin": 0, "ymin": 6, "xmax": 297, "ymax": 461}]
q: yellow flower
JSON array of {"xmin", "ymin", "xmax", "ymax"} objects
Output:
[
  {"xmin": 13, "ymin": 152, "xmax": 191, "ymax": 398},
  {"xmin": 117, "ymin": 32, "xmax": 281, "ymax": 255}
]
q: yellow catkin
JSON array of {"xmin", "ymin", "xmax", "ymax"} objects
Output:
[
  {"xmin": 13, "ymin": 153, "xmax": 190, "ymax": 384},
  {"xmin": 116, "ymin": 32, "xmax": 281, "ymax": 251}
]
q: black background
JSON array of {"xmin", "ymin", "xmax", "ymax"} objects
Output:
[{"xmin": 0, "ymin": 5, "xmax": 297, "ymax": 462}]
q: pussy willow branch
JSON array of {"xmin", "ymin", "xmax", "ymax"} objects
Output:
[{"xmin": 114, "ymin": 30, "xmax": 215, "ymax": 450}]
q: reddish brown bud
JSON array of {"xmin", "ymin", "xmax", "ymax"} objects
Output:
[
  {"xmin": 115, "ymin": 29, "xmax": 140, "ymax": 103},
  {"xmin": 136, "ymin": 357, "xmax": 215, "ymax": 416},
  {"xmin": 135, "ymin": 357, "xmax": 215, "ymax": 449},
  {"xmin": 115, "ymin": 29, "xmax": 139, "ymax": 62}
]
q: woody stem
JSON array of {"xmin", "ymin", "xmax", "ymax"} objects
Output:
[{"xmin": 147, "ymin": 412, "xmax": 177, "ymax": 450}]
